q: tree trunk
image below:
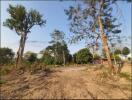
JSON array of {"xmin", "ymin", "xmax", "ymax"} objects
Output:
[
  {"xmin": 63, "ymin": 50, "xmax": 65, "ymax": 66},
  {"xmin": 16, "ymin": 34, "xmax": 27, "ymax": 67},
  {"xmin": 98, "ymin": 16, "xmax": 115, "ymax": 74},
  {"xmin": 92, "ymin": 46, "xmax": 95, "ymax": 64}
]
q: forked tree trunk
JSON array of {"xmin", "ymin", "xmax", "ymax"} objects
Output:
[
  {"xmin": 16, "ymin": 33, "xmax": 27, "ymax": 67},
  {"xmin": 98, "ymin": 16, "xmax": 116, "ymax": 74}
]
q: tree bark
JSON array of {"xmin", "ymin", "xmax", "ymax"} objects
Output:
[
  {"xmin": 98, "ymin": 16, "xmax": 115, "ymax": 74},
  {"xmin": 63, "ymin": 50, "xmax": 65, "ymax": 66},
  {"xmin": 16, "ymin": 33, "xmax": 27, "ymax": 67}
]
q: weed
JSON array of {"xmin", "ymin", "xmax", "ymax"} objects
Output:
[
  {"xmin": 0, "ymin": 80, "xmax": 6, "ymax": 84},
  {"xmin": 101, "ymin": 71, "xmax": 109, "ymax": 78},
  {"xmin": 119, "ymin": 72, "xmax": 131, "ymax": 80}
]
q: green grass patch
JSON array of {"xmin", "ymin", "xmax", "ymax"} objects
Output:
[
  {"xmin": 0, "ymin": 80, "xmax": 6, "ymax": 84},
  {"xmin": 119, "ymin": 72, "xmax": 131, "ymax": 80}
]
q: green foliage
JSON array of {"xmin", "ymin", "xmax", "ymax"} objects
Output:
[
  {"xmin": 128, "ymin": 57, "xmax": 131, "ymax": 61},
  {"xmin": 49, "ymin": 30, "xmax": 71, "ymax": 65},
  {"xmin": 114, "ymin": 49, "xmax": 121, "ymax": 55},
  {"xmin": 24, "ymin": 51, "xmax": 37, "ymax": 63},
  {"xmin": 0, "ymin": 80, "xmax": 6, "ymax": 84},
  {"xmin": 0, "ymin": 65, "xmax": 14, "ymax": 75},
  {"xmin": 119, "ymin": 72, "xmax": 131, "ymax": 80},
  {"xmin": 65, "ymin": 0, "xmax": 121, "ymax": 47},
  {"xmin": 0, "ymin": 47, "xmax": 14, "ymax": 64},
  {"xmin": 114, "ymin": 55, "xmax": 121, "ymax": 61},
  {"xmin": 3, "ymin": 4, "xmax": 46, "ymax": 64},
  {"xmin": 122, "ymin": 47, "xmax": 130, "ymax": 55},
  {"xmin": 50, "ymin": 29, "xmax": 65, "ymax": 44},
  {"xmin": 67, "ymin": 54, "xmax": 73, "ymax": 63},
  {"xmin": 73, "ymin": 53, "xmax": 77, "ymax": 63},
  {"xmin": 75, "ymin": 48, "xmax": 93, "ymax": 64},
  {"xmin": 41, "ymin": 51, "xmax": 55, "ymax": 65},
  {"xmin": 41, "ymin": 42, "xmax": 72, "ymax": 65},
  {"xmin": 94, "ymin": 54, "xmax": 101, "ymax": 60},
  {"xmin": 3, "ymin": 4, "xmax": 46, "ymax": 35}
]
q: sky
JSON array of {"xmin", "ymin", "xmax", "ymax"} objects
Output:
[{"xmin": 1, "ymin": 0, "xmax": 131, "ymax": 55}]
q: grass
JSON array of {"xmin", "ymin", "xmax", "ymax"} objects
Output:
[
  {"xmin": 119, "ymin": 72, "xmax": 131, "ymax": 80},
  {"xmin": 0, "ymin": 64, "xmax": 14, "ymax": 75},
  {"xmin": 0, "ymin": 80, "xmax": 6, "ymax": 84}
]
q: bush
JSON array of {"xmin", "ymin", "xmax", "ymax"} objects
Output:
[
  {"xmin": 75, "ymin": 48, "xmax": 93, "ymax": 64},
  {"xmin": 0, "ymin": 80, "xmax": 6, "ymax": 84},
  {"xmin": 0, "ymin": 65, "xmax": 14, "ymax": 75},
  {"xmin": 94, "ymin": 54, "xmax": 101, "ymax": 60},
  {"xmin": 119, "ymin": 72, "xmax": 131, "ymax": 80},
  {"xmin": 24, "ymin": 51, "xmax": 37, "ymax": 63},
  {"xmin": 0, "ymin": 47, "xmax": 14, "ymax": 64},
  {"xmin": 41, "ymin": 52, "xmax": 55, "ymax": 65},
  {"xmin": 122, "ymin": 47, "xmax": 130, "ymax": 56},
  {"xmin": 115, "ymin": 55, "xmax": 121, "ymax": 61}
]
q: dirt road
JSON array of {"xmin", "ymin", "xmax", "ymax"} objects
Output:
[{"xmin": 1, "ymin": 66, "xmax": 131, "ymax": 99}]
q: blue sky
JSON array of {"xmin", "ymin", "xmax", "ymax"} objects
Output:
[{"xmin": 1, "ymin": 1, "xmax": 131, "ymax": 54}]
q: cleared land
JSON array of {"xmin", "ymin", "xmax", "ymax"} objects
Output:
[{"xmin": 1, "ymin": 63, "xmax": 131, "ymax": 99}]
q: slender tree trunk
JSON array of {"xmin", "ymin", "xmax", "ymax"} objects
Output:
[
  {"xmin": 98, "ymin": 16, "xmax": 115, "ymax": 74},
  {"xmin": 113, "ymin": 50, "xmax": 117, "ymax": 65},
  {"xmin": 63, "ymin": 50, "xmax": 65, "ymax": 66},
  {"xmin": 16, "ymin": 33, "xmax": 27, "ymax": 67},
  {"xmin": 92, "ymin": 46, "xmax": 95, "ymax": 64},
  {"xmin": 16, "ymin": 36, "xmax": 23, "ymax": 67}
]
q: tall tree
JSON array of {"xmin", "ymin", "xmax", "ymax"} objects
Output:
[
  {"xmin": 65, "ymin": 0, "xmax": 123, "ymax": 74},
  {"xmin": 3, "ymin": 5, "xmax": 46, "ymax": 67},
  {"xmin": 43, "ymin": 42, "xmax": 70, "ymax": 65},
  {"xmin": 50, "ymin": 30, "xmax": 67, "ymax": 65}
]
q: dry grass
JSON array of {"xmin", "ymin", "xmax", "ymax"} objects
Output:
[{"xmin": 1, "ymin": 63, "xmax": 131, "ymax": 99}]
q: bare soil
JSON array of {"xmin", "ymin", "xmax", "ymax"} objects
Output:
[{"xmin": 1, "ymin": 64, "xmax": 131, "ymax": 99}]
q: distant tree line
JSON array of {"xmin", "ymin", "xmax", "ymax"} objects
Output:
[{"xmin": 0, "ymin": 46, "xmax": 130, "ymax": 65}]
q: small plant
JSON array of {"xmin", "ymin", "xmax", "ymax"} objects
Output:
[
  {"xmin": 119, "ymin": 72, "xmax": 131, "ymax": 80},
  {"xmin": 0, "ymin": 80, "xmax": 6, "ymax": 84},
  {"xmin": 0, "ymin": 65, "xmax": 14, "ymax": 75},
  {"xmin": 101, "ymin": 71, "xmax": 109, "ymax": 78}
]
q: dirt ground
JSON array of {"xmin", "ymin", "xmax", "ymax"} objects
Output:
[{"xmin": 1, "ymin": 64, "xmax": 131, "ymax": 99}]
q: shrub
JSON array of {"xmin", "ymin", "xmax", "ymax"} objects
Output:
[
  {"xmin": 24, "ymin": 51, "xmax": 37, "ymax": 63},
  {"xmin": 75, "ymin": 48, "xmax": 93, "ymax": 64},
  {"xmin": 119, "ymin": 72, "xmax": 131, "ymax": 80},
  {"xmin": 94, "ymin": 54, "xmax": 101, "ymax": 60},
  {"xmin": 0, "ymin": 47, "xmax": 14, "ymax": 64},
  {"xmin": 41, "ymin": 52, "xmax": 55, "ymax": 65},
  {"xmin": 0, "ymin": 80, "xmax": 6, "ymax": 84},
  {"xmin": 122, "ymin": 47, "xmax": 130, "ymax": 56}
]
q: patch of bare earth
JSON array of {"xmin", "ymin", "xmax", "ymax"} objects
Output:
[{"xmin": 1, "ymin": 64, "xmax": 131, "ymax": 99}]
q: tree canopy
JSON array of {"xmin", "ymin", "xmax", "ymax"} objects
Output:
[
  {"xmin": 3, "ymin": 4, "xmax": 45, "ymax": 35},
  {"xmin": 122, "ymin": 47, "xmax": 130, "ymax": 56},
  {"xmin": 75, "ymin": 48, "xmax": 93, "ymax": 64},
  {"xmin": 42, "ymin": 42, "xmax": 71, "ymax": 65}
]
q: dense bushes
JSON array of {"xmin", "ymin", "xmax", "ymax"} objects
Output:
[
  {"xmin": 41, "ymin": 52, "xmax": 55, "ymax": 65},
  {"xmin": 0, "ymin": 47, "xmax": 14, "ymax": 64},
  {"xmin": 74, "ymin": 48, "xmax": 93, "ymax": 64},
  {"xmin": 24, "ymin": 51, "xmax": 37, "ymax": 63}
]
